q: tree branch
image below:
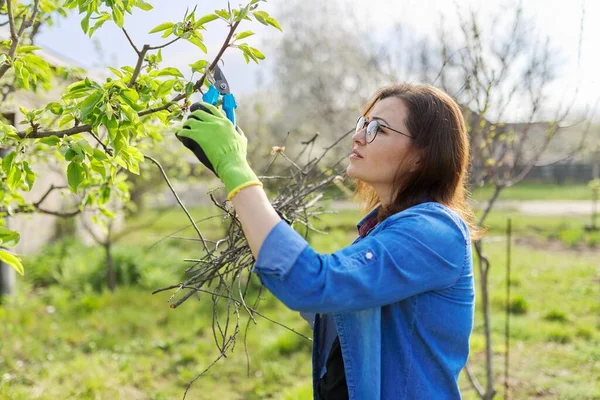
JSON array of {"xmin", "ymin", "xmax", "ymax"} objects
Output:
[
  {"xmin": 16, "ymin": 13, "xmax": 244, "ymax": 140},
  {"xmin": 128, "ymin": 44, "xmax": 149, "ymax": 88},
  {"xmin": 122, "ymin": 28, "xmax": 140, "ymax": 55},
  {"xmin": 6, "ymin": 0, "xmax": 17, "ymax": 40},
  {"xmin": 0, "ymin": 0, "xmax": 39, "ymax": 80},
  {"xmin": 148, "ymin": 37, "xmax": 181, "ymax": 51},
  {"xmin": 33, "ymin": 184, "xmax": 69, "ymax": 207}
]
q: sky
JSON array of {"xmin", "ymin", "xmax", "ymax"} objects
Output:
[{"xmin": 24, "ymin": 0, "xmax": 600, "ymax": 121}]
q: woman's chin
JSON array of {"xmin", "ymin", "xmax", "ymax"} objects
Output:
[{"xmin": 346, "ymin": 164, "xmax": 363, "ymax": 180}]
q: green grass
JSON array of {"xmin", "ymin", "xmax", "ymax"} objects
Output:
[
  {"xmin": 471, "ymin": 183, "xmax": 594, "ymax": 202},
  {"xmin": 1, "ymin": 206, "xmax": 599, "ymax": 399},
  {"xmin": 0, "ymin": 284, "xmax": 314, "ymax": 400}
]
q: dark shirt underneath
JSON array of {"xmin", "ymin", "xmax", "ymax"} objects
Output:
[
  {"xmin": 316, "ymin": 336, "xmax": 348, "ymax": 399},
  {"xmin": 316, "ymin": 209, "xmax": 380, "ymax": 399}
]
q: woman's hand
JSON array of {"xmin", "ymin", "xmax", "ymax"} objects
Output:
[{"xmin": 176, "ymin": 102, "xmax": 262, "ymax": 200}]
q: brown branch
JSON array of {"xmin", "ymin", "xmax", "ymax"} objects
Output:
[
  {"xmin": 0, "ymin": 0, "xmax": 40, "ymax": 80},
  {"xmin": 464, "ymin": 362, "xmax": 485, "ymax": 398},
  {"xmin": 6, "ymin": 0, "xmax": 17, "ymax": 40},
  {"xmin": 122, "ymin": 28, "xmax": 140, "ymax": 55},
  {"xmin": 33, "ymin": 184, "xmax": 68, "ymax": 207},
  {"xmin": 148, "ymin": 37, "xmax": 181, "ymax": 51},
  {"xmin": 16, "ymin": 13, "xmax": 244, "ymax": 140},
  {"xmin": 128, "ymin": 44, "xmax": 149, "ymax": 88},
  {"xmin": 194, "ymin": 17, "xmax": 243, "ymax": 91},
  {"xmin": 35, "ymin": 206, "xmax": 81, "ymax": 217}
]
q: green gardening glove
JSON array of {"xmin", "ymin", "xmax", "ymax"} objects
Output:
[{"xmin": 176, "ymin": 102, "xmax": 262, "ymax": 200}]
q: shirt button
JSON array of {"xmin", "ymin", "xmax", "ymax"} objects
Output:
[{"xmin": 365, "ymin": 251, "xmax": 373, "ymax": 260}]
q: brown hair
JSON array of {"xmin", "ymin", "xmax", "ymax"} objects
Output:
[{"xmin": 354, "ymin": 83, "xmax": 484, "ymax": 240}]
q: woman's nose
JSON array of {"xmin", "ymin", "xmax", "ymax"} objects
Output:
[{"xmin": 352, "ymin": 127, "xmax": 366, "ymax": 145}]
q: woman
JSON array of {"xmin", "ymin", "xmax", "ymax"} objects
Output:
[{"xmin": 176, "ymin": 83, "xmax": 481, "ymax": 399}]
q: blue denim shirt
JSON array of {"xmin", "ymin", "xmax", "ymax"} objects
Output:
[{"xmin": 254, "ymin": 202, "xmax": 474, "ymax": 399}]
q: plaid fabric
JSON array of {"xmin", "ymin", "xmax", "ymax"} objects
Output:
[{"xmin": 358, "ymin": 211, "xmax": 379, "ymax": 238}]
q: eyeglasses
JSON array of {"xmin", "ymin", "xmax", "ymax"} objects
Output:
[{"xmin": 355, "ymin": 116, "xmax": 413, "ymax": 143}]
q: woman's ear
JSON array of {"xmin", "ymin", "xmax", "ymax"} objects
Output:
[{"xmin": 409, "ymin": 154, "xmax": 421, "ymax": 173}]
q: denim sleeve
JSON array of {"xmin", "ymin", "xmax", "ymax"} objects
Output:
[{"xmin": 253, "ymin": 208, "xmax": 468, "ymax": 313}]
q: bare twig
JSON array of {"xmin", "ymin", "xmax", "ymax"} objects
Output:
[
  {"xmin": 143, "ymin": 154, "xmax": 211, "ymax": 255},
  {"xmin": 122, "ymin": 28, "xmax": 140, "ymax": 54}
]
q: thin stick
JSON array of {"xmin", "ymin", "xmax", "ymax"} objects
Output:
[
  {"xmin": 504, "ymin": 218, "xmax": 512, "ymax": 400},
  {"xmin": 143, "ymin": 155, "xmax": 210, "ymax": 255}
]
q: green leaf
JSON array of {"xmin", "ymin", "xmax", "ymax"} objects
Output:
[
  {"xmin": 0, "ymin": 250, "xmax": 24, "ymax": 276},
  {"xmin": 38, "ymin": 135, "xmax": 61, "ymax": 146},
  {"xmin": 90, "ymin": 159, "xmax": 107, "ymax": 176},
  {"xmin": 266, "ymin": 16, "xmax": 282, "ymax": 31},
  {"xmin": 157, "ymin": 67, "xmax": 184, "ymax": 78},
  {"xmin": 215, "ymin": 9, "xmax": 230, "ymax": 20},
  {"xmin": 188, "ymin": 36, "xmax": 207, "ymax": 53},
  {"xmin": 149, "ymin": 22, "xmax": 174, "ymax": 34},
  {"xmin": 16, "ymin": 45, "xmax": 41, "ymax": 54},
  {"xmin": 22, "ymin": 161, "xmax": 35, "ymax": 190},
  {"xmin": 108, "ymin": 67, "xmax": 123, "ymax": 78},
  {"xmin": 112, "ymin": 7, "xmax": 125, "ymax": 28},
  {"xmin": 196, "ymin": 13, "xmax": 219, "ymax": 25},
  {"xmin": 234, "ymin": 5, "xmax": 251, "ymax": 22},
  {"xmin": 156, "ymin": 79, "xmax": 175, "ymax": 97},
  {"xmin": 64, "ymin": 148, "xmax": 82, "ymax": 162},
  {"xmin": 100, "ymin": 207, "xmax": 115, "ymax": 218},
  {"xmin": 46, "ymin": 102, "xmax": 64, "ymax": 115},
  {"xmin": 2, "ymin": 151, "xmax": 16, "ymax": 173},
  {"xmin": 67, "ymin": 162, "xmax": 85, "ymax": 192},
  {"xmin": 235, "ymin": 30, "xmax": 255, "ymax": 40},
  {"xmin": 189, "ymin": 59, "xmax": 207, "ymax": 73},
  {"xmin": 79, "ymin": 91, "xmax": 103, "ymax": 120},
  {"xmin": 81, "ymin": 12, "xmax": 91, "ymax": 33},
  {"xmin": 121, "ymin": 89, "xmax": 139, "ymax": 105},
  {"xmin": 58, "ymin": 114, "xmax": 75, "ymax": 127},
  {"xmin": 249, "ymin": 46, "xmax": 265, "ymax": 60},
  {"xmin": 7, "ymin": 166, "xmax": 22, "ymax": 192},
  {"xmin": 88, "ymin": 13, "xmax": 111, "ymax": 37},
  {"xmin": 92, "ymin": 149, "xmax": 109, "ymax": 161},
  {"xmin": 136, "ymin": 0, "xmax": 153, "ymax": 11},
  {"xmin": 241, "ymin": 51, "xmax": 251, "ymax": 64},
  {"xmin": 253, "ymin": 10, "xmax": 268, "ymax": 25},
  {"xmin": 99, "ymin": 186, "xmax": 111, "ymax": 205},
  {"xmin": 0, "ymin": 226, "xmax": 20, "ymax": 248}
]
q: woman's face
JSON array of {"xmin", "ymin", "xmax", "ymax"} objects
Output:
[{"xmin": 346, "ymin": 97, "xmax": 419, "ymax": 198}]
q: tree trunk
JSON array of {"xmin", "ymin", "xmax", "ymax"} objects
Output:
[
  {"xmin": 475, "ymin": 240, "xmax": 496, "ymax": 399},
  {"xmin": 0, "ymin": 263, "xmax": 16, "ymax": 300},
  {"xmin": 105, "ymin": 243, "xmax": 116, "ymax": 292}
]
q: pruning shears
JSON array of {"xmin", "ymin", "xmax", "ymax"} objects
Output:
[{"xmin": 190, "ymin": 64, "xmax": 238, "ymax": 126}]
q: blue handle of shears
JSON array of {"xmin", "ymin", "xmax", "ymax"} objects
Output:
[
  {"xmin": 201, "ymin": 86, "xmax": 237, "ymax": 126},
  {"xmin": 202, "ymin": 85, "xmax": 220, "ymax": 106},
  {"xmin": 222, "ymin": 93, "xmax": 237, "ymax": 126}
]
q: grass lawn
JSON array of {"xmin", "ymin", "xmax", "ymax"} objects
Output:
[
  {"xmin": 1, "ymin": 205, "xmax": 599, "ymax": 399},
  {"xmin": 471, "ymin": 183, "xmax": 594, "ymax": 202}
]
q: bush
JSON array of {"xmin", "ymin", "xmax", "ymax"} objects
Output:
[
  {"xmin": 25, "ymin": 239, "xmax": 187, "ymax": 292},
  {"xmin": 24, "ymin": 239, "xmax": 103, "ymax": 293},
  {"xmin": 508, "ymin": 296, "xmax": 529, "ymax": 315},
  {"xmin": 586, "ymin": 232, "xmax": 599, "ymax": 248},
  {"xmin": 557, "ymin": 228, "xmax": 584, "ymax": 249},
  {"xmin": 546, "ymin": 330, "xmax": 571, "ymax": 344},
  {"xmin": 543, "ymin": 310, "xmax": 568, "ymax": 323}
]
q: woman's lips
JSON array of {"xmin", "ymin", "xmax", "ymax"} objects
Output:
[{"xmin": 350, "ymin": 149, "xmax": 363, "ymax": 159}]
